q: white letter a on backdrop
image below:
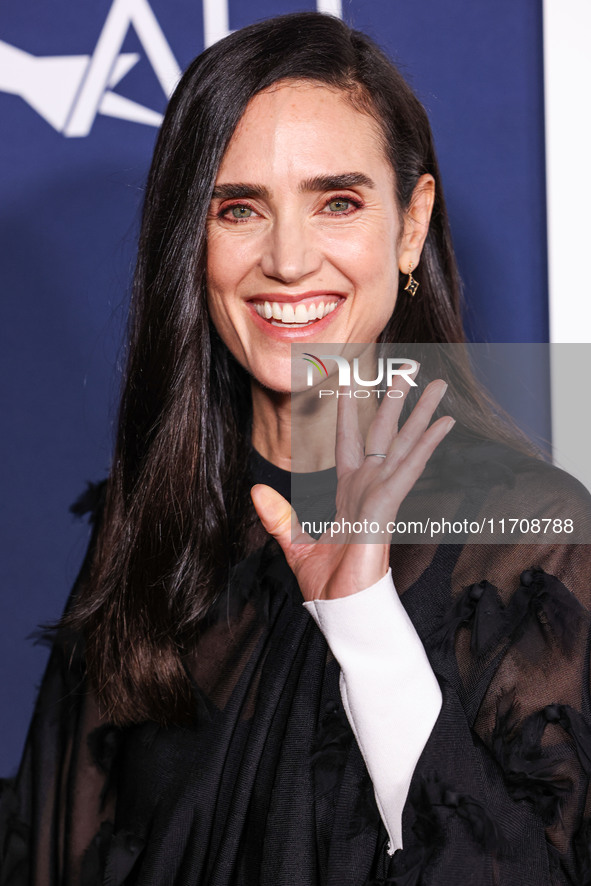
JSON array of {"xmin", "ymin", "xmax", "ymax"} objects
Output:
[{"xmin": 63, "ymin": 0, "xmax": 181, "ymax": 137}]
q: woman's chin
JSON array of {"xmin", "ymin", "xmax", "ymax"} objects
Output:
[
  {"xmin": 250, "ymin": 368, "xmax": 311, "ymax": 397},
  {"xmin": 249, "ymin": 370, "xmax": 292, "ymax": 397}
]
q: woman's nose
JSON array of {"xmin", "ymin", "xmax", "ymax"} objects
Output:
[{"xmin": 260, "ymin": 215, "xmax": 322, "ymax": 284}]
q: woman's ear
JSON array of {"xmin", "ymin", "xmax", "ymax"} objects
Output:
[{"xmin": 398, "ymin": 174, "xmax": 436, "ymax": 274}]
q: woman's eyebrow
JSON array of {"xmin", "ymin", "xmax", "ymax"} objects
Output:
[
  {"xmin": 211, "ymin": 183, "xmax": 270, "ymax": 200},
  {"xmin": 298, "ymin": 173, "xmax": 376, "ymax": 192}
]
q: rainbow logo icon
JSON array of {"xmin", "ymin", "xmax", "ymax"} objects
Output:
[{"xmin": 302, "ymin": 353, "xmax": 328, "ymax": 376}]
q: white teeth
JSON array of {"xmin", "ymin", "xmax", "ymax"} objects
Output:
[
  {"xmin": 254, "ymin": 299, "xmax": 339, "ymax": 324},
  {"xmin": 294, "ymin": 303, "xmax": 308, "ymax": 323}
]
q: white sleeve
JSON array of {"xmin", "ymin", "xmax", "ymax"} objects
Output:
[{"xmin": 303, "ymin": 568, "xmax": 442, "ymax": 855}]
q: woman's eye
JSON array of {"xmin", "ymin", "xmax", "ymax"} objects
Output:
[
  {"xmin": 323, "ymin": 197, "xmax": 359, "ymax": 214},
  {"xmin": 227, "ymin": 204, "xmax": 254, "ymax": 219}
]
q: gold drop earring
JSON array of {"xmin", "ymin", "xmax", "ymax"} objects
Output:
[{"xmin": 404, "ymin": 262, "xmax": 419, "ymax": 297}]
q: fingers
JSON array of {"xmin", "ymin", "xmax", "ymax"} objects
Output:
[
  {"xmin": 384, "ymin": 379, "xmax": 448, "ymax": 469},
  {"xmin": 363, "ymin": 363, "xmax": 419, "ymax": 458},
  {"xmin": 383, "ymin": 414, "xmax": 455, "ymax": 504},
  {"xmin": 335, "ymin": 385, "xmax": 364, "ymax": 476}
]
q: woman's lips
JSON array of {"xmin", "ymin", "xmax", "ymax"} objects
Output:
[{"xmin": 247, "ymin": 294, "xmax": 345, "ymax": 335}]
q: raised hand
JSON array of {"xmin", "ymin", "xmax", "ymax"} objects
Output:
[{"xmin": 250, "ymin": 378, "xmax": 454, "ymax": 602}]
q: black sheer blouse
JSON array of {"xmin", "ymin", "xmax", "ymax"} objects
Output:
[{"xmin": 2, "ymin": 450, "xmax": 591, "ymax": 885}]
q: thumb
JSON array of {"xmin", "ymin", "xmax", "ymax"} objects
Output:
[
  {"xmin": 251, "ymin": 483, "xmax": 294, "ymax": 547},
  {"xmin": 250, "ymin": 484, "xmax": 313, "ymax": 563}
]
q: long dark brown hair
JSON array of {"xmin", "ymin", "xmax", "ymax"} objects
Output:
[{"xmin": 62, "ymin": 12, "xmax": 524, "ymax": 726}]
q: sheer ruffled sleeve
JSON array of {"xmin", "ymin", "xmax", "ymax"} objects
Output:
[
  {"xmin": 471, "ymin": 542, "xmax": 591, "ymax": 882},
  {"xmin": 384, "ymin": 533, "xmax": 591, "ymax": 885}
]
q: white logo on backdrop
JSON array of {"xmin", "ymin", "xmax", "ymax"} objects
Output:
[{"xmin": 0, "ymin": 0, "xmax": 342, "ymax": 137}]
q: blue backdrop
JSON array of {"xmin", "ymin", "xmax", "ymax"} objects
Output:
[{"xmin": 0, "ymin": 0, "xmax": 547, "ymax": 772}]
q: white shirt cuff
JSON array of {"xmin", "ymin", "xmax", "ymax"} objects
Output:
[{"xmin": 303, "ymin": 569, "xmax": 442, "ymax": 854}]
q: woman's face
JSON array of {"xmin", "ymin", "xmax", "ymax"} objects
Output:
[{"xmin": 206, "ymin": 80, "xmax": 431, "ymax": 393}]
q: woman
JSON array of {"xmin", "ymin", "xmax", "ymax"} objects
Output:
[{"xmin": 2, "ymin": 11, "xmax": 591, "ymax": 886}]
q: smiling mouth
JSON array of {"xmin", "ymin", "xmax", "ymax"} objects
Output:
[{"xmin": 251, "ymin": 298, "xmax": 341, "ymax": 327}]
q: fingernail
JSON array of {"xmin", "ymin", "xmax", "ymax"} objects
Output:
[{"xmin": 429, "ymin": 380, "xmax": 447, "ymax": 400}]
